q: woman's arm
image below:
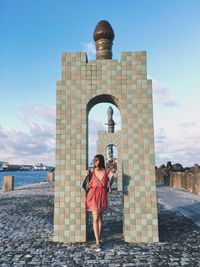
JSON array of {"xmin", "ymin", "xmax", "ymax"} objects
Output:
[{"xmin": 85, "ymin": 168, "xmax": 93, "ymax": 177}]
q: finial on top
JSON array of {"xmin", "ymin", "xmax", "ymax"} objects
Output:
[{"xmin": 93, "ymin": 20, "xmax": 115, "ymax": 60}]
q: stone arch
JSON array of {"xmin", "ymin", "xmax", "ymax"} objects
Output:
[
  {"xmin": 54, "ymin": 26, "xmax": 159, "ymax": 242},
  {"xmin": 87, "ymin": 94, "xmax": 120, "ymax": 114}
]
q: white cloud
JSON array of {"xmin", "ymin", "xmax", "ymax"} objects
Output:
[
  {"xmin": 0, "ymin": 104, "xmax": 55, "ymax": 166},
  {"xmin": 179, "ymin": 122, "xmax": 196, "ymax": 128},
  {"xmin": 152, "ymin": 78, "xmax": 177, "ymax": 106},
  {"xmin": 18, "ymin": 104, "xmax": 55, "ymax": 127},
  {"xmin": 82, "ymin": 42, "xmax": 96, "ymax": 59},
  {"xmin": 155, "ymin": 120, "xmax": 200, "ymax": 167}
]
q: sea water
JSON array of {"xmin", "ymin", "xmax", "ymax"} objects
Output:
[{"xmin": 0, "ymin": 170, "xmax": 48, "ymax": 190}]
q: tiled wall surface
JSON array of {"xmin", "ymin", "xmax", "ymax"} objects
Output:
[
  {"xmin": 54, "ymin": 51, "xmax": 159, "ymax": 243},
  {"xmin": 96, "ymin": 131, "xmax": 122, "ymax": 191}
]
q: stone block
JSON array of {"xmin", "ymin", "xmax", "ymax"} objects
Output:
[
  {"xmin": 169, "ymin": 172, "xmax": 200, "ymax": 195},
  {"xmin": 170, "ymin": 172, "xmax": 182, "ymax": 188},
  {"xmin": 181, "ymin": 173, "xmax": 187, "ymax": 189},
  {"xmin": 47, "ymin": 172, "xmax": 55, "ymax": 182},
  {"xmin": 186, "ymin": 172, "xmax": 194, "ymax": 192},
  {"xmin": 2, "ymin": 176, "xmax": 14, "ymax": 192},
  {"xmin": 195, "ymin": 174, "xmax": 200, "ymax": 194}
]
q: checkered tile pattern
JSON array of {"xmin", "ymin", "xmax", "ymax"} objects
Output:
[{"xmin": 54, "ymin": 51, "xmax": 158, "ymax": 243}]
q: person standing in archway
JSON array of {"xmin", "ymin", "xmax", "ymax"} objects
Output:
[
  {"xmin": 163, "ymin": 161, "xmax": 172, "ymax": 185},
  {"xmin": 85, "ymin": 154, "xmax": 114, "ymax": 252}
]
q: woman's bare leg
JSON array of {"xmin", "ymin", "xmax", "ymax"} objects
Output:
[
  {"xmin": 92, "ymin": 212, "xmax": 100, "ymax": 244},
  {"xmin": 98, "ymin": 212, "xmax": 103, "ymax": 238}
]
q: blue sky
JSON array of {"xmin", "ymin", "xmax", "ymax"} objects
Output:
[{"xmin": 0, "ymin": 0, "xmax": 200, "ymax": 166}]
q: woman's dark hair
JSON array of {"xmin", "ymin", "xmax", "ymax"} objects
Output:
[{"xmin": 94, "ymin": 154, "xmax": 105, "ymax": 169}]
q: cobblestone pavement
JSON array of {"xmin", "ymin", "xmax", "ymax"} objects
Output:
[{"xmin": 0, "ymin": 183, "xmax": 200, "ymax": 266}]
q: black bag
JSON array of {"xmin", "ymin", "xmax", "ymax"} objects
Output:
[
  {"xmin": 81, "ymin": 169, "xmax": 92, "ymax": 194},
  {"xmin": 110, "ymin": 176, "xmax": 114, "ymax": 188}
]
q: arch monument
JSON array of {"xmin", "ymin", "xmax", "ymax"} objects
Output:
[{"xmin": 54, "ymin": 20, "xmax": 158, "ymax": 243}]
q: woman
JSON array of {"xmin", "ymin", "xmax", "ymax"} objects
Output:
[{"xmin": 85, "ymin": 154, "xmax": 113, "ymax": 252}]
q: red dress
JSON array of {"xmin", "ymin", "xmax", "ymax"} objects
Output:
[{"xmin": 85, "ymin": 169, "xmax": 109, "ymax": 213}]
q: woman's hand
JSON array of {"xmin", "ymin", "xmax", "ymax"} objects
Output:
[{"xmin": 108, "ymin": 169, "xmax": 116, "ymax": 179}]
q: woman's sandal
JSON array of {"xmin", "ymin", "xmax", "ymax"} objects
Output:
[{"xmin": 94, "ymin": 242, "xmax": 102, "ymax": 252}]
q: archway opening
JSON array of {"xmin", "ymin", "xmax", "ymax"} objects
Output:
[
  {"xmin": 87, "ymin": 94, "xmax": 120, "ymax": 166},
  {"xmin": 86, "ymin": 94, "xmax": 123, "ymax": 242}
]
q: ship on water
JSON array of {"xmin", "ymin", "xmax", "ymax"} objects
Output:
[{"xmin": 0, "ymin": 161, "xmax": 53, "ymax": 172}]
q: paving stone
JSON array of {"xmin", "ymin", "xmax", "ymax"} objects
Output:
[{"xmin": 0, "ymin": 182, "xmax": 200, "ymax": 266}]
